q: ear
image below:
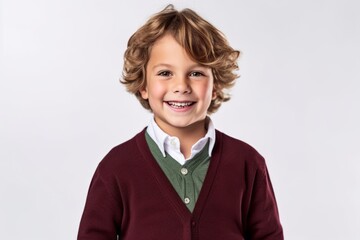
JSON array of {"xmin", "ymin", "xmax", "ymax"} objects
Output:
[
  {"xmin": 139, "ymin": 87, "xmax": 149, "ymax": 100},
  {"xmin": 212, "ymin": 89, "xmax": 217, "ymax": 100}
]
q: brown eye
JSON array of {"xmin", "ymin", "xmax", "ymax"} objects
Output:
[
  {"xmin": 189, "ymin": 71, "xmax": 204, "ymax": 77},
  {"xmin": 157, "ymin": 71, "xmax": 172, "ymax": 77}
]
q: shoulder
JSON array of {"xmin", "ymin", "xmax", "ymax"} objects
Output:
[
  {"xmin": 96, "ymin": 129, "xmax": 147, "ymax": 174},
  {"xmin": 215, "ymin": 129, "xmax": 267, "ymax": 169}
]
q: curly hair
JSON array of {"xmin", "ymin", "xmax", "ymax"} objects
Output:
[{"xmin": 121, "ymin": 4, "xmax": 240, "ymax": 113}]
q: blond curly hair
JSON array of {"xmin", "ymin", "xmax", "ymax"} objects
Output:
[{"xmin": 121, "ymin": 5, "xmax": 240, "ymax": 113}]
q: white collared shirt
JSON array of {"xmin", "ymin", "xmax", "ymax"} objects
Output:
[{"xmin": 146, "ymin": 118, "xmax": 216, "ymax": 165}]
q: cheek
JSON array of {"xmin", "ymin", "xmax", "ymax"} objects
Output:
[
  {"xmin": 147, "ymin": 82, "xmax": 167, "ymax": 100},
  {"xmin": 199, "ymin": 82, "xmax": 214, "ymax": 101}
]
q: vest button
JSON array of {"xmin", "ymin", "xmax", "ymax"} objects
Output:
[{"xmin": 180, "ymin": 168, "xmax": 188, "ymax": 175}]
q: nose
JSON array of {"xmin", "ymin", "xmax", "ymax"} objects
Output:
[{"xmin": 172, "ymin": 75, "xmax": 191, "ymax": 94}]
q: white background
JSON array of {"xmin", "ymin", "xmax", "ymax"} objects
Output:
[{"xmin": 1, "ymin": 0, "xmax": 359, "ymax": 239}]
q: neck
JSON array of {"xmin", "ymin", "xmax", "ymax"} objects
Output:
[
  {"xmin": 159, "ymin": 119, "xmax": 208, "ymax": 159},
  {"xmin": 179, "ymin": 120, "xmax": 208, "ymax": 159},
  {"xmin": 181, "ymin": 120, "xmax": 206, "ymax": 159}
]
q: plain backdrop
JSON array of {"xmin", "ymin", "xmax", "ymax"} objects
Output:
[{"xmin": 1, "ymin": 0, "xmax": 359, "ymax": 239}]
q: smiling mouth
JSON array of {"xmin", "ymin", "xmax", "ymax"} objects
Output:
[{"xmin": 165, "ymin": 101, "xmax": 195, "ymax": 109}]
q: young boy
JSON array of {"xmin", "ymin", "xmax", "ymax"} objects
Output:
[{"xmin": 78, "ymin": 5, "xmax": 283, "ymax": 240}]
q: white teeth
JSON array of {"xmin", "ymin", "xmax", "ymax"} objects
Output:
[{"xmin": 167, "ymin": 102, "xmax": 193, "ymax": 108}]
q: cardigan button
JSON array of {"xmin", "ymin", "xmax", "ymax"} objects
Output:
[{"xmin": 191, "ymin": 221, "xmax": 196, "ymax": 227}]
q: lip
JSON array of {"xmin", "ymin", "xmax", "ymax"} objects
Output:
[{"xmin": 164, "ymin": 101, "xmax": 196, "ymax": 112}]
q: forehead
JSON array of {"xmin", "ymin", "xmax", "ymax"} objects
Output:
[
  {"xmin": 151, "ymin": 34, "xmax": 189, "ymax": 58},
  {"xmin": 148, "ymin": 34, "xmax": 201, "ymax": 68}
]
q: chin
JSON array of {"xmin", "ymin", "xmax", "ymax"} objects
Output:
[{"xmin": 170, "ymin": 118, "xmax": 204, "ymax": 128}]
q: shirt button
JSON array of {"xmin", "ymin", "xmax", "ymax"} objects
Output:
[
  {"xmin": 180, "ymin": 168, "xmax": 188, "ymax": 175},
  {"xmin": 170, "ymin": 138, "xmax": 177, "ymax": 147},
  {"xmin": 184, "ymin": 197, "xmax": 190, "ymax": 204}
]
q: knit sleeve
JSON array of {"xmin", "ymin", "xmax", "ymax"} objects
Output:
[
  {"xmin": 245, "ymin": 159, "xmax": 284, "ymax": 240},
  {"xmin": 77, "ymin": 166, "xmax": 122, "ymax": 240}
]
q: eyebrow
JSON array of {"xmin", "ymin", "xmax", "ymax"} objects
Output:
[
  {"xmin": 151, "ymin": 63, "xmax": 208, "ymax": 70},
  {"xmin": 151, "ymin": 63, "xmax": 173, "ymax": 70}
]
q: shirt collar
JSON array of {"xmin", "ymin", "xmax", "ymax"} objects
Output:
[{"xmin": 146, "ymin": 117, "xmax": 216, "ymax": 159}]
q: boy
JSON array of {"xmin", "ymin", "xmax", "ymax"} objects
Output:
[{"xmin": 78, "ymin": 5, "xmax": 283, "ymax": 240}]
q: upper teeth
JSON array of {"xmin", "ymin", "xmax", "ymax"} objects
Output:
[{"xmin": 168, "ymin": 102, "xmax": 192, "ymax": 107}]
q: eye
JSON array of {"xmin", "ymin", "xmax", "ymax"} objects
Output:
[
  {"xmin": 189, "ymin": 71, "xmax": 205, "ymax": 77},
  {"xmin": 157, "ymin": 71, "xmax": 172, "ymax": 77}
]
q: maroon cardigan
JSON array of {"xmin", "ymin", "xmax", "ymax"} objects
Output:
[{"xmin": 78, "ymin": 129, "xmax": 283, "ymax": 240}]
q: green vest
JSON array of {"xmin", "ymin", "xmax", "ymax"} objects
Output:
[{"xmin": 145, "ymin": 132, "xmax": 210, "ymax": 212}]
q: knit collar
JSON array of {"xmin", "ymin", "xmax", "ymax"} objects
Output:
[{"xmin": 146, "ymin": 117, "xmax": 216, "ymax": 165}]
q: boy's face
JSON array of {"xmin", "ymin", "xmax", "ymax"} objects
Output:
[{"xmin": 140, "ymin": 34, "xmax": 215, "ymax": 135}]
